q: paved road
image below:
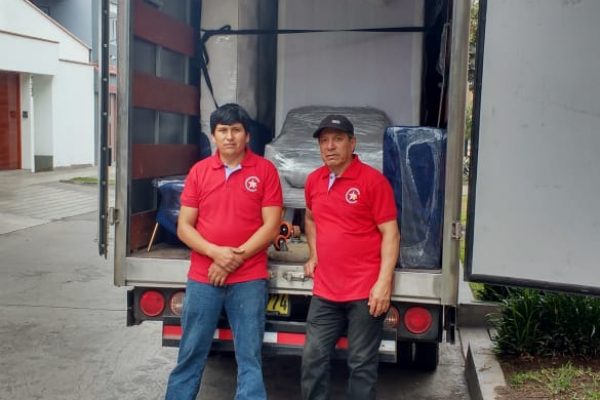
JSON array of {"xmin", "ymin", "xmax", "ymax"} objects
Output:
[
  {"xmin": 0, "ymin": 168, "xmax": 470, "ymax": 399},
  {"xmin": 0, "ymin": 212, "xmax": 176, "ymax": 400}
]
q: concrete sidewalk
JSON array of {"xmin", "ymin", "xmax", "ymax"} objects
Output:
[{"xmin": 0, "ymin": 165, "xmax": 111, "ymax": 235}]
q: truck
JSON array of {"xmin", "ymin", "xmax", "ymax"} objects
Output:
[{"xmin": 98, "ymin": 0, "xmax": 600, "ymax": 372}]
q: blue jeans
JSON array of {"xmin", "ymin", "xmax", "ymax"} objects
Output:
[
  {"xmin": 165, "ymin": 279, "xmax": 268, "ymax": 400},
  {"xmin": 301, "ymin": 296, "xmax": 384, "ymax": 400}
]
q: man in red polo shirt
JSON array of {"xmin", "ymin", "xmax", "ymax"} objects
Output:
[
  {"xmin": 166, "ymin": 103, "xmax": 282, "ymax": 400},
  {"xmin": 301, "ymin": 114, "xmax": 400, "ymax": 400}
]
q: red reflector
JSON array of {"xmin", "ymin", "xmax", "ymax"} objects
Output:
[
  {"xmin": 336, "ymin": 337, "xmax": 348, "ymax": 349},
  {"xmin": 219, "ymin": 329, "xmax": 234, "ymax": 340},
  {"xmin": 163, "ymin": 325, "xmax": 182, "ymax": 340},
  {"xmin": 404, "ymin": 307, "xmax": 432, "ymax": 334},
  {"xmin": 277, "ymin": 332, "xmax": 305, "ymax": 346},
  {"xmin": 161, "ymin": 327, "xmax": 354, "ymax": 350},
  {"xmin": 140, "ymin": 290, "xmax": 165, "ymax": 317}
]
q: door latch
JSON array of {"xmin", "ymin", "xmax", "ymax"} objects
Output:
[
  {"xmin": 282, "ymin": 271, "xmax": 308, "ymax": 282},
  {"xmin": 451, "ymin": 221, "xmax": 463, "ymax": 239},
  {"xmin": 107, "ymin": 207, "xmax": 119, "ymax": 225}
]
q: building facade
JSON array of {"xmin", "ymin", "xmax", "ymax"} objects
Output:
[
  {"xmin": 0, "ymin": 0, "xmax": 100, "ymax": 171},
  {"xmin": 31, "ymin": 0, "xmax": 119, "ymax": 165}
]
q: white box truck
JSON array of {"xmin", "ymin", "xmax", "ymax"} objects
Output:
[{"xmin": 98, "ymin": 0, "xmax": 600, "ymax": 371}]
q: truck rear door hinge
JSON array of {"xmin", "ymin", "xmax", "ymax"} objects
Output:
[
  {"xmin": 451, "ymin": 221, "xmax": 463, "ymax": 240},
  {"xmin": 108, "ymin": 207, "xmax": 119, "ymax": 225}
]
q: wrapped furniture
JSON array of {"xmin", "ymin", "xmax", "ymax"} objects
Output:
[
  {"xmin": 383, "ymin": 127, "xmax": 447, "ymax": 269},
  {"xmin": 265, "ymin": 106, "xmax": 391, "ymax": 208},
  {"xmin": 147, "ymin": 177, "xmax": 185, "ymax": 251}
]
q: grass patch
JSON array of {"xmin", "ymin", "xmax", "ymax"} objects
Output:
[
  {"xmin": 510, "ymin": 369, "xmax": 541, "ymax": 387},
  {"xmin": 63, "ymin": 176, "xmax": 115, "ymax": 185},
  {"xmin": 544, "ymin": 362, "xmax": 582, "ymax": 395},
  {"xmin": 500, "ymin": 358, "xmax": 600, "ymax": 399},
  {"xmin": 69, "ymin": 176, "xmax": 98, "ymax": 185}
]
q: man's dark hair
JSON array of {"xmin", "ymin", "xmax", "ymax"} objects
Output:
[{"xmin": 210, "ymin": 103, "xmax": 251, "ymax": 134}]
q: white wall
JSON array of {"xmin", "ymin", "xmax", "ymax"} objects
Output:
[
  {"xmin": 51, "ymin": 61, "xmax": 95, "ymax": 166},
  {"xmin": 0, "ymin": 0, "xmax": 95, "ymax": 169},
  {"xmin": 19, "ymin": 74, "xmax": 33, "ymax": 170},
  {"xmin": 276, "ymin": 0, "xmax": 423, "ymax": 134},
  {"xmin": 0, "ymin": 32, "xmax": 59, "ymax": 75},
  {"xmin": 0, "ymin": 0, "xmax": 90, "ymax": 63},
  {"xmin": 32, "ymin": 75, "xmax": 53, "ymax": 159}
]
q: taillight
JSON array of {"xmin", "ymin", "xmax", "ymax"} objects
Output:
[
  {"xmin": 140, "ymin": 290, "xmax": 165, "ymax": 317},
  {"xmin": 169, "ymin": 291, "xmax": 185, "ymax": 316},
  {"xmin": 404, "ymin": 307, "xmax": 432, "ymax": 334},
  {"xmin": 384, "ymin": 306, "xmax": 400, "ymax": 329}
]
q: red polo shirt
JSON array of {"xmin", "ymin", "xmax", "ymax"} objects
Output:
[
  {"xmin": 180, "ymin": 150, "xmax": 283, "ymax": 284},
  {"xmin": 305, "ymin": 156, "xmax": 397, "ymax": 301}
]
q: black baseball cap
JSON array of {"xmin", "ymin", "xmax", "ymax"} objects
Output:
[{"xmin": 312, "ymin": 114, "xmax": 354, "ymax": 138}]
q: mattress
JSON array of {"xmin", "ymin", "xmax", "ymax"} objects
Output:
[{"xmin": 265, "ymin": 106, "xmax": 391, "ymax": 208}]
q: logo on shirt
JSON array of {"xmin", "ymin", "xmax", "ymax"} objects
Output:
[
  {"xmin": 244, "ymin": 176, "xmax": 260, "ymax": 192},
  {"xmin": 345, "ymin": 187, "xmax": 361, "ymax": 204}
]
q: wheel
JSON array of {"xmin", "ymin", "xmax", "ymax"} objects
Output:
[
  {"xmin": 413, "ymin": 342, "xmax": 439, "ymax": 372},
  {"xmin": 273, "ymin": 234, "xmax": 288, "ymax": 251},
  {"xmin": 279, "ymin": 221, "xmax": 293, "ymax": 239},
  {"xmin": 395, "ymin": 341, "xmax": 414, "ymax": 369}
]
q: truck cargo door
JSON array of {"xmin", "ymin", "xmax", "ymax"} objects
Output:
[
  {"xmin": 465, "ymin": 0, "xmax": 600, "ymax": 294},
  {"xmin": 98, "ymin": 0, "xmax": 111, "ymax": 257},
  {"xmin": 111, "ymin": 0, "xmax": 201, "ymax": 280}
]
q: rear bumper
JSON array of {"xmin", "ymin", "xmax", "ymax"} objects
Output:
[
  {"xmin": 128, "ymin": 287, "xmax": 448, "ymax": 364},
  {"xmin": 162, "ymin": 322, "xmax": 398, "ymax": 363}
]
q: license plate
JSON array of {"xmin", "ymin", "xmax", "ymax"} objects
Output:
[{"xmin": 266, "ymin": 294, "xmax": 290, "ymax": 316}]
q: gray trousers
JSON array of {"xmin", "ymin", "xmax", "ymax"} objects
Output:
[{"xmin": 301, "ymin": 296, "xmax": 385, "ymax": 400}]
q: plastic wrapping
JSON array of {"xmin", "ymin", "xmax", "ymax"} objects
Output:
[
  {"xmin": 265, "ymin": 106, "xmax": 390, "ymax": 208},
  {"xmin": 383, "ymin": 127, "xmax": 447, "ymax": 269},
  {"xmin": 153, "ymin": 177, "xmax": 186, "ymax": 243}
]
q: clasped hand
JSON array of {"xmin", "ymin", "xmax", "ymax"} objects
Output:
[{"xmin": 208, "ymin": 246, "xmax": 245, "ymax": 286}]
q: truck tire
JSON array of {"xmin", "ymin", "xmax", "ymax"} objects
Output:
[
  {"xmin": 395, "ymin": 341, "xmax": 414, "ymax": 368},
  {"xmin": 413, "ymin": 342, "xmax": 439, "ymax": 372}
]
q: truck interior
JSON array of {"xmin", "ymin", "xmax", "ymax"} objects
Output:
[{"xmin": 123, "ymin": 0, "xmax": 453, "ymax": 270}]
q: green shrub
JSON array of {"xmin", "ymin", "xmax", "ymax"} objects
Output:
[
  {"xmin": 491, "ymin": 289, "xmax": 548, "ymax": 355},
  {"xmin": 539, "ymin": 293, "xmax": 600, "ymax": 357},
  {"xmin": 491, "ymin": 289, "xmax": 600, "ymax": 358},
  {"xmin": 473, "ymin": 283, "xmax": 512, "ymax": 302}
]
